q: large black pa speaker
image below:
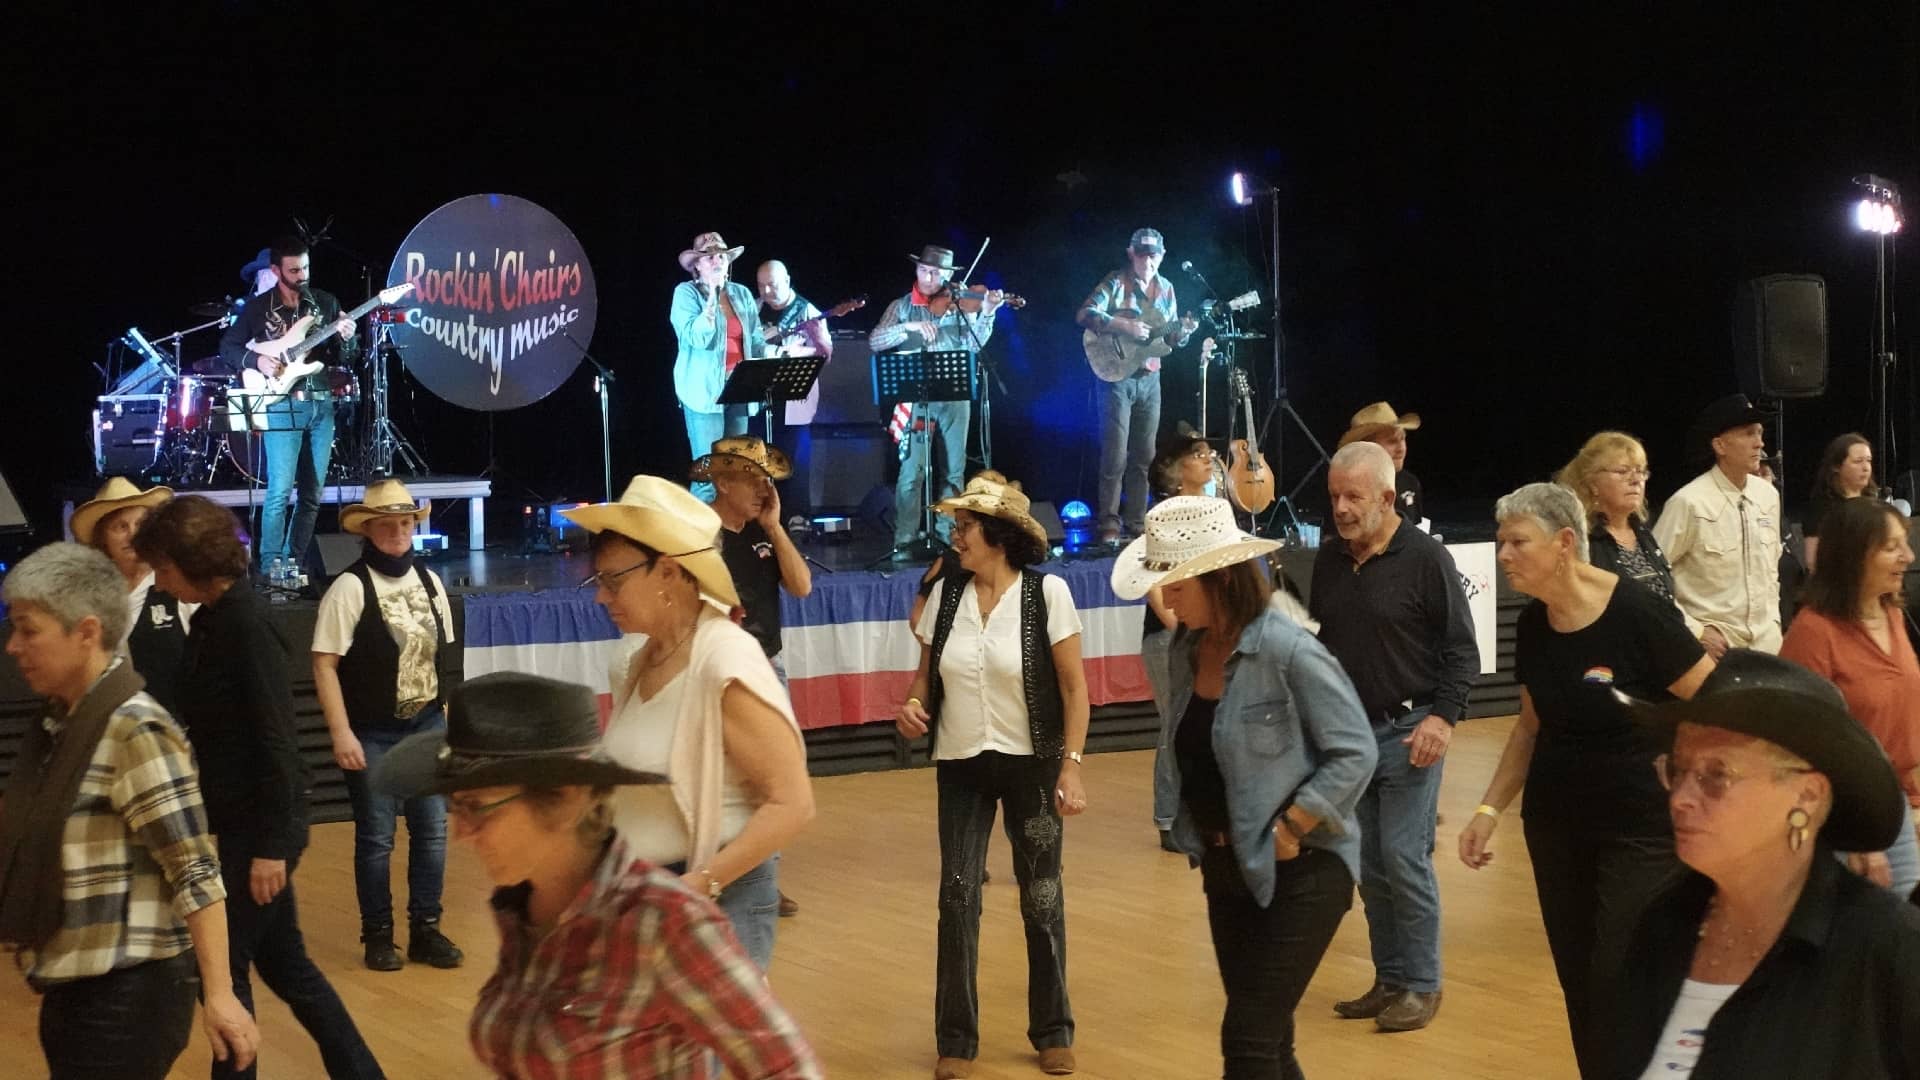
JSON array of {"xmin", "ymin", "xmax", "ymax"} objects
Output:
[
  {"xmin": 1734, "ymin": 275, "xmax": 1827, "ymax": 399},
  {"xmin": 797, "ymin": 423, "xmax": 893, "ymax": 511}
]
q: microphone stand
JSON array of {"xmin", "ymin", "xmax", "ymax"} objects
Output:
[
  {"xmin": 949, "ymin": 237, "xmax": 1001, "ymax": 470},
  {"xmin": 562, "ymin": 331, "xmax": 615, "ymax": 502}
]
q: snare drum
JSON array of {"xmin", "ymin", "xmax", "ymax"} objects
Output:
[{"xmin": 325, "ymin": 367, "xmax": 360, "ymax": 404}]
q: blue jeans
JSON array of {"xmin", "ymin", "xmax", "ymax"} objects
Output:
[
  {"xmin": 894, "ymin": 401, "xmax": 972, "ymax": 546},
  {"xmin": 340, "ymin": 706, "xmax": 448, "ymax": 928},
  {"xmin": 715, "ymin": 854, "xmax": 781, "ymax": 971},
  {"xmin": 257, "ymin": 400, "xmax": 334, "ymax": 570},
  {"xmin": 1354, "ymin": 710, "xmax": 1446, "ymax": 993},
  {"xmin": 683, "ymin": 404, "xmax": 751, "ymax": 502},
  {"xmin": 1096, "ymin": 369, "xmax": 1160, "ymax": 534},
  {"xmin": 1142, "ymin": 628, "xmax": 1179, "ymax": 829}
]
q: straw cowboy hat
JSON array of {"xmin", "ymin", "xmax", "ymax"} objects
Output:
[
  {"xmin": 374, "ymin": 673, "xmax": 664, "ymax": 798},
  {"xmin": 1337, "ymin": 402, "xmax": 1423, "ymax": 448},
  {"xmin": 339, "ymin": 479, "xmax": 432, "ymax": 536},
  {"xmin": 689, "ymin": 436, "xmax": 794, "ymax": 483},
  {"xmin": 1627, "ymin": 649, "xmax": 1905, "ymax": 853},
  {"xmin": 677, "ymin": 231, "xmax": 745, "ymax": 273},
  {"xmin": 559, "ymin": 476, "xmax": 741, "ymax": 608},
  {"xmin": 1110, "ymin": 495, "xmax": 1282, "ymax": 601},
  {"xmin": 70, "ymin": 478, "xmax": 173, "ymax": 547},
  {"xmin": 907, "ymin": 245, "xmax": 966, "ymax": 271},
  {"xmin": 931, "ymin": 471, "xmax": 1047, "ymax": 549}
]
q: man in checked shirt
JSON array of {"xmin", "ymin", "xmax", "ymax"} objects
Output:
[{"xmin": 0, "ymin": 543, "xmax": 257, "ymax": 1077}]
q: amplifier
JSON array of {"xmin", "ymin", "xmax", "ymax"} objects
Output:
[{"xmin": 93, "ymin": 394, "xmax": 166, "ymax": 476}]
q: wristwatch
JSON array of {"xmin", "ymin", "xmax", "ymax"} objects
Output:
[{"xmin": 1066, "ymin": 750, "xmax": 1084, "ymax": 765}]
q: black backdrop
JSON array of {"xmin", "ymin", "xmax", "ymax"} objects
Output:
[{"xmin": 11, "ymin": 3, "xmax": 1917, "ymax": 538}]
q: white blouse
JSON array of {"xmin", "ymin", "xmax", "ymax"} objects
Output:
[
  {"xmin": 913, "ymin": 573, "xmax": 1081, "ymax": 761},
  {"xmin": 603, "ymin": 670, "xmax": 754, "ymax": 864}
]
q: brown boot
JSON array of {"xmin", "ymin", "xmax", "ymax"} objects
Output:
[
  {"xmin": 777, "ymin": 891, "xmax": 799, "ymax": 917},
  {"xmin": 934, "ymin": 1056, "xmax": 974, "ymax": 1079},
  {"xmin": 1037, "ymin": 1046, "xmax": 1076, "ymax": 1074},
  {"xmin": 1375, "ymin": 989, "xmax": 1443, "ymax": 1032},
  {"xmin": 1333, "ymin": 980, "xmax": 1405, "ymax": 1019}
]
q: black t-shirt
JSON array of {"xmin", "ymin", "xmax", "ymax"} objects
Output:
[
  {"xmin": 1803, "ymin": 491, "xmax": 1857, "ymax": 539},
  {"xmin": 1396, "ymin": 469, "xmax": 1425, "ymax": 523},
  {"xmin": 720, "ymin": 521, "xmax": 784, "ymax": 657},
  {"xmin": 1175, "ymin": 693, "xmax": 1229, "ymax": 833},
  {"xmin": 1514, "ymin": 576, "xmax": 1704, "ymax": 831}
]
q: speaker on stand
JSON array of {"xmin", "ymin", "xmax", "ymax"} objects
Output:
[{"xmin": 1732, "ymin": 274, "xmax": 1828, "ymax": 489}]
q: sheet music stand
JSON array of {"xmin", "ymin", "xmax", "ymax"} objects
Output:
[
  {"xmin": 870, "ymin": 349, "xmax": 976, "ymax": 565},
  {"xmin": 717, "ymin": 355, "xmax": 828, "ymax": 446}
]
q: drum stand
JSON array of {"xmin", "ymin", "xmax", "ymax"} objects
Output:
[{"xmin": 365, "ymin": 323, "xmax": 428, "ymax": 477}]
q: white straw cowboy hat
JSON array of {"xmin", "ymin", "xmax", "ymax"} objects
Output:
[
  {"xmin": 931, "ymin": 471, "xmax": 1047, "ymax": 549},
  {"xmin": 689, "ymin": 435, "xmax": 794, "ymax": 482},
  {"xmin": 1337, "ymin": 402, "xmax": 1423, "ymax": 448},
  {"xmin": 559, "ymin": 476, "xmax": 741, "ymax": 608},
  {"xmin": 1110, "ymin": 496, "xmax": 1282, "ymax": 601},
  {"xmin": 70, "ymin": 477, "xmax": 173, "ymax": 546},
  {"xmin": 339, "ymin": 479, "xmax": 432, "ymax": 536},
  {"xmin": 678, "ymin": 231, "xmax": 745, "ymax": 272}
]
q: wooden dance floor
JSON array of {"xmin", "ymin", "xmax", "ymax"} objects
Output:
[{"xmin": 1, "ymin": 718, "xmax": 1581, "ymax": 1079}]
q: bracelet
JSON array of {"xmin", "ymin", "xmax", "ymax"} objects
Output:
[
  {"xmin": 905, "ymin": 696, "xmax": 922, "ymax": 709},
  {"xmin": 1474, "ymin": 804, "xmax": 1502, "ymax": 819}
]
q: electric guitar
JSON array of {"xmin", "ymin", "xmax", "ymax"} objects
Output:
[
  {"xmin": 1225, "ymin": 367, "xmax": 1276, "ymax": 513},
  {"xmin": 760, "ymin": 295, "xmax": 867, "ymax": 356},
  {"xmin": 241, "ymin": 283, "xmax": 415, "ymax": 396},
  {"xmin": 1083, "ymin": 305, "xmax": 1200, "ymax": 382}
]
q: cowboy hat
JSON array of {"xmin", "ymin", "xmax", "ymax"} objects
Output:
[
  {"xmin": 70, "ymin": 478, "xmax": 173, "ymax": 547},
  {"xmin": 238, "ymin": 247, "xmax": 274, "ymax": 285},
  {"xmin": 1687, "ymin": 392, "xmax": 1777, "ymax": 449},
  {"xmin": 559, "ymin": 476, "xmax": 741, "ymax": 608},
  {"xmin": 931, "ymin": 471, "xmax": 1048, "ymax": 550},
  {"xmin": 1627, "ymin": 649, "xmax": 1906, "ymax": 853},
  {"xmin": 907, "ymin": 245, "xmax": 966, "ymax": 272},
  {"xmin": 1110, "ymin": 495, "xmax": 1282, "ymax": 601},
  {"xmin": 1337, "ymin": 402, "xmax": 1423, "ymax": 448},
  {"xmin": 689, "ymin": 435, "xmax": 794, "ymax": 482},
  {"xmin": 338, "ymin": 478, "xmax": 432, "ymax": 536},
  {"xmin": 677, "ymin": 231, "xmax": 745, "ymax": 273},
  {"xmin": 373, "ymin": 672, "xmax": 664, "ymax": 798}
]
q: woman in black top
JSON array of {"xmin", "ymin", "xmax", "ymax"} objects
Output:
[
  {"xmin": 1556, "ymin": 431, "xmax": 1680, "ymax": 611},
  {"xmin": 69, "ymin": 478, "xmax": 193, "ymax": 715},
  {"xmin": 1458, "ymin": 482, "xmax": 1713, "ymax": 1079},
  {"xmin": 1803, "ymin": 432, "xmax": 1873, "ymax": 572}
]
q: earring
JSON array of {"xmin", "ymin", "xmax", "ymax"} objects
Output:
[
  {"xmin": 1787, "ymin": 807, "xmax": 1810, "ymax": 852},
  {"xmin": 660, "ymin": 590, "xmax": 673, "ymax": 609}
]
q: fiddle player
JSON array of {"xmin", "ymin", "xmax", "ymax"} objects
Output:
[{"xmin": 870, "ymin": 245, "xmax": 1005, "ymax": 558}]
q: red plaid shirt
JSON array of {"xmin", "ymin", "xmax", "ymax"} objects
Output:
[{"xmin": 470, "ymin": 841, "xmax": 821, "ymax": 1079}]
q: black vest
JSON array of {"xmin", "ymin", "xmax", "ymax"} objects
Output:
[
  {"xmin": 125, "ymin": 586, "xmax": 188, "ymax": 717},
  {"xmin": 923, "ymin": 569, "xmax": 1065, "ymax": 761},
  {"xmin": 336, "ymin": 561, "xmax": 455, "ymax": 730}
]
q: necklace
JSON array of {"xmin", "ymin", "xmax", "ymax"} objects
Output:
[
  {"xmin": 640, "ymin": 617, "xmax": 700, "ymax": 671},
  {"xmin": 1695, "ymin": 895, "xmax": 1769, "ymax": 976}
]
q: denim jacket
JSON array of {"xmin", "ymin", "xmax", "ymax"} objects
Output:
[
  {"xmin": 1160, "ymin": 597, "xmax": 1378, "ymax": 906},
  {"xmin": 670, "ymin": 280, "xmax": 766, "ymax": 414}
]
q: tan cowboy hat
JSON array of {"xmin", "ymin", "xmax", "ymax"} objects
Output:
[
  {"xmin": 1337, "ymin": 402, "xmax": 1423, "ymax": 448},
  {"xmin": 931, "ymin": 471, "xmax": 1047, "ymax": 549},
  {"xmin": 70, "ymin": 477, "xmax": 173, "ymax": 546},
  {"xmin": 1110, "ymin": 496, "xmax": 1282, "ymax": 600},
  {"xmin": 689, "ymin": 435, "xmax": 794, "ymax": 482},
  {"xmin": 339, "ymin": 479, "xmax": 432, "ymax": 536},
  {"xmin": 678, "ymin": 231, "xmax": 745, "ymax": 272},
  {"xmin": 559, "ymin": 476, "xmax": 740, "ymax": 608},
  {"xmin": 907, "ymin": 245, "xmax": 966, "ymax": 271}
]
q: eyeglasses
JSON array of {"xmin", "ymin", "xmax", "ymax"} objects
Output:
[
  {"xmin": 447, "ymin": 790, "xmax": 525, "ymax": 827},
  {"xmin": 1653, "ymin": 753, "xmax": 1812, "ymax": 800},
  {"xmin": 580, "ymin": 559, "xmax": 652, "ymax": 591},
  {"xmin": 1601, "ymin": 466, "xmax": 1651, "ymax": 481},
  {"xmin": 1186, "ymin": 447, "xmax": 1215, "ymax": 461}
]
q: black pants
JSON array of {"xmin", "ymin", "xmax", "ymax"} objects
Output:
[
  {"xmin": 1201, "ymin": 846, "xmax": 1353, "ymax": 1080},
  {"xmin": 1522, "ymin": 816, "xmax": 1680, "ymax": 1080},
  {"xmin": 934, "ymin": 750, "xmax": 1074, "ymax": 1059},
  {"xmin": 216, "ymin": 836, "xmax": 384, "ymax": 1080},
  {"xmin": 39, "ymin": 949, "xmax": 199, "ymax": 1079}
]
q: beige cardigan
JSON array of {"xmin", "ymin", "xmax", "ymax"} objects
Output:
[{"xmin": 610, "ymin": 615, "xmax": 804, "ymax": 874}]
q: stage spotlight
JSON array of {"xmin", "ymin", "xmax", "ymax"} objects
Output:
[
  {"xmin": 1852, "ymin": 174, "xmax": 1902, "ymax": 235},
  {"xmin": 1229, "ymin": 172, "xmax": 1252, "ymax": 207}
]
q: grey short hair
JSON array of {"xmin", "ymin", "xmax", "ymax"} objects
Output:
[
  {"xmin": 1494, "ymin": 482, "xmax": 1590, "ymax": 563},
  {"xmin": 2, "ymin": 542, "xmax": 130, "ymax": 647},
  {"xmin": 1329, "ymin": 441, "xmax": 1395, "ymax": 494}
]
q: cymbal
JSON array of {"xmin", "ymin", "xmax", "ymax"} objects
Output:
[
  {"xmin": 188, "ymin": 300, "xmax": 231, "ymax": 318},
  {"xmin": 1212, "ymin": 331, "xmax": 1269, "ymax": 341}
]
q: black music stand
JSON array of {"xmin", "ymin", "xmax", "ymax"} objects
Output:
[
  {"xmin": 717, "ymin": 355, "xmax": 828, "ymax": 447},
  {"xmin": 869, "ymin": 349, "xmax": 976, "ymax": 566}
]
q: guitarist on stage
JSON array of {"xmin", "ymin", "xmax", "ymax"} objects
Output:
[
  {"xmin": 756, "ymin": 260, "xmax": 832, "ymax": 360},
  {"xmin": 217, "ymin": 235, "xmax": 356, "ymax": 577},
  {"xmin": 1076, "ymin": 227, "xmax": 1197, "ymax": 544}
]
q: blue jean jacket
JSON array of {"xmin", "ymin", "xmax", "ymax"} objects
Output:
[
  {"xmin": 670, "ymin": 280, "xmax": 766, "ymax": 413},
  {"xmin": 1160, "ymin": 599, "xmax": 1378, "ymax": 906}
]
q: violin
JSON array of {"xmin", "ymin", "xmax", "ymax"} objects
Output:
[{"xmin": 928, "ymin": 285, "xmax": 1027, "ymax": 316}]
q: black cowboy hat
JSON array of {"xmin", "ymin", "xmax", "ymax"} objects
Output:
[
  {"xmin": 1628, "ymin": 649, "xmax": 1905, "ymax": 852},
  {"xmin": 373, "ymin": 672, "xmax": 662, "ymax": 798},
  {"xmin": 1688, "ymin": 393, "xmax": 1777, "ymax": 448}
]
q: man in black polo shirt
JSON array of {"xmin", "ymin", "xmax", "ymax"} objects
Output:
[
  {"xmin": 691, "ymin": 435, "xmax": 814, "ymax": 916},
  {"xmin": 1310, "ymin": 440, "xmax": 1478, "ymax": 1034}
]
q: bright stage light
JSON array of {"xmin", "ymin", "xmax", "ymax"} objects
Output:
[
  {"xmin": 1061, "ymin": 500, "xmax": 1093, "ymax": 524},
  {"xmin": 1856, "ymin": 197, "xmax": 1902, "ymax": 235},
  {"xmin": 1229, "ymin": 172, "xmax": 1251, "ymax": 207}
]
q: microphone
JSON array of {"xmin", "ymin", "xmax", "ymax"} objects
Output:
[{"xmin": 1180, "ymin": 260, "xmax": 1197, "ymax": 274}]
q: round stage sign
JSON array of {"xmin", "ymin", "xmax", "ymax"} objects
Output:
[{"xmin": 385, "ymin": 194, "xmax": 597, "ymax": 411}]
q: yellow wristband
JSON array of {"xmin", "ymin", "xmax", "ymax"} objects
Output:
[{"xmin": 1474, "ymin": 804, "xmax": 1501, "ymax": 819}]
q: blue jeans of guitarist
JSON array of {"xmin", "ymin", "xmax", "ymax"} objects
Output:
[
  {"xmin": 258, "ymin": 400, "xmax": 335, "ymax": 573},
  {"xmin": 1097, "ymin": 368, "xmax": 1160, "ymax": 536}
]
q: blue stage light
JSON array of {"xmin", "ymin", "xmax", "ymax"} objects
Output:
[{"xmin": 1061, "ymin": 500, "xmax": 1093, "ymax": 523}]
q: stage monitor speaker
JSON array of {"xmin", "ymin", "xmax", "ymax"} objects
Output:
[
  {"xmin": 0, "ymin": 467, "xmax": 26, "ymax": 533},
  {"xmin": 807, "ymin": 334, "xmax": 889, "ymax": 426},
  {"xmin": 1028, "ymin": 501, "xmax": 1067, "ymax": 545},
  {"xmin": 313, "ymin": 533, "xmax": 362, "ymax": 579},
  {"xmin": 1733, "ymin": 274, "xmax": 1827, "ymax": 399},
  {"xmin": 800, "ymin": 422, "xmax": 893, "ymax": 511}
]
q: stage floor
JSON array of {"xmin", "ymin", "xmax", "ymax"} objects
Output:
[{"xmin": 0, "ymin": 722, "xmax": 1582, "ymax": 1079}]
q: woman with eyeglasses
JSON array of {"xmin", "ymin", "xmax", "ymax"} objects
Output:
[
  {"xmin": 1802, "ymin": 433, "xmax": 1874, "ymax": 573},
  {"xmin": 1557, "ymin": 431, "xmax": 1679, "ymax": 610},
  {"xmin": 1779, "ymin": 496, "xmax": 1920, "ymax": 897},
  {"xmin": 561, "ymin": 476, "xmax": 814, "ymax": 972},
  {"xmin": 1458, "ymin": 482, "xmax": 1714, "ymax": 1079},
  {"xmin": 1592, "ymin": 650, "xmax": 1920, "ymax": 1079}
]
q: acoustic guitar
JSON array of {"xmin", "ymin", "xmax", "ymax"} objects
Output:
[
  {"xmin": 1083, "ymin": 306, "xmax": 1199, "ymax": 382},
  {"xmin": 1225, "ymin": 367, "xmax": 1275, "ymax": 513}
]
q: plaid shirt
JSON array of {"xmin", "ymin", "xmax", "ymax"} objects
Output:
[
  {"xmin": 471, "ymin": 840, "xmax": 821, "ymax": 1079},
  {"xmin": 27, "ymin": 685, "xmax": 225, "ymax": 987},
  {"xmin": 1076, "ymin": 269, "xmax": 1184, "ymax": 371}
]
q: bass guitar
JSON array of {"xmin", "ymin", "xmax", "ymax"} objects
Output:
[
  {"xmin": 241, "ymin": 283, "xmax": 415, "ymax": 397},
  {"xmin": 759, "ymin": 295, "xmax": 868, "ymax": 356},
  {"xmin": 1225, "ymin": 367, "xmax": 1276, "ymax": 513},
  {"xmin": 1083, "ymin": 305, "xmax": 1199, "ymax": 382}
]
